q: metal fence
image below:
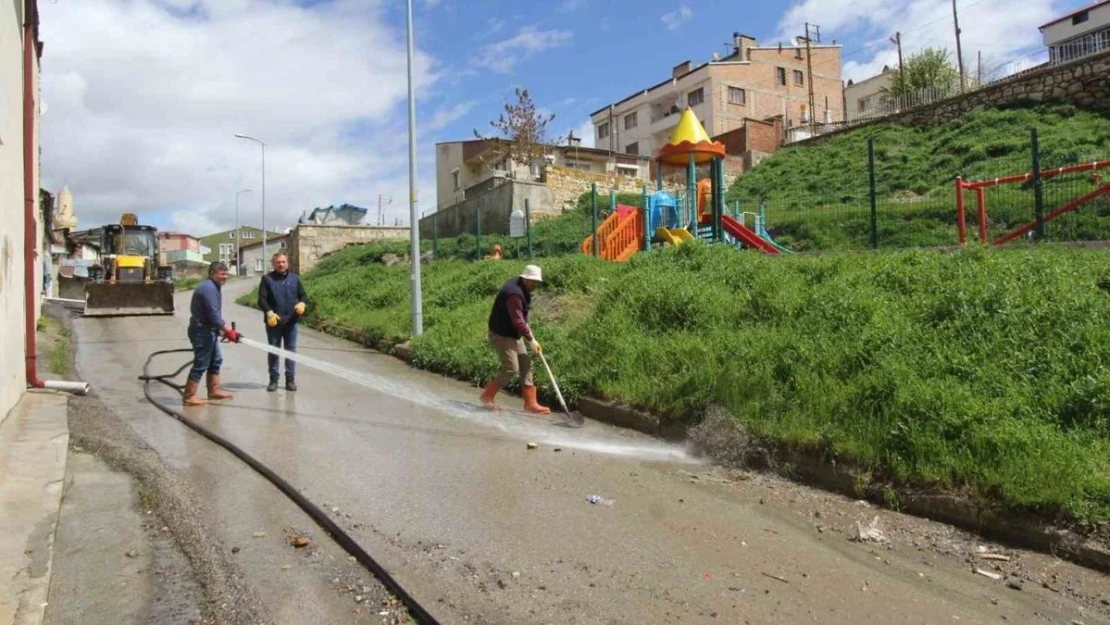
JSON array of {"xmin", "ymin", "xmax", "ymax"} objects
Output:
[{"xmin": 745, "ymin": 129, "xmax": 1110, "ymax": 252}]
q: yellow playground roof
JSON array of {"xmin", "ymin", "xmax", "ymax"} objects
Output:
[{"xmin": 656, "ymin": 107, "xmax": 726, "ymax": 166}]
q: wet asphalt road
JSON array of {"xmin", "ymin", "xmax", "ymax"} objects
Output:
[{"xmin": 70, "ymin": 278, "xmax": 1107, "ymax": 625}]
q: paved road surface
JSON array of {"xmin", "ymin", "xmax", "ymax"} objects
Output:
[{"xmin": 70, "ymin": 278, "xmax": 1109, "ymax": 625}]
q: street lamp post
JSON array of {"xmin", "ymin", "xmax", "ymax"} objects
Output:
[
  {"xmin": 406, "ymin": 0, "xmax": 423, "ymax": 336},
  {"xmin": 234, "ymin": 134, "xmax": 267, "ymax": 265},
  {"xmin": 235, "ymin": 189, "xmax": 252, "ymax": 275}
]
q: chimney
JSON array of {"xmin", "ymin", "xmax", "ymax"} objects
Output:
[
  {"xmin": 672, "ymin": 60, "xmax": 693, "ymax": 78},
  {"xmin": 733, "ymin": 32, "xmax": 757, "ymax": 60}
]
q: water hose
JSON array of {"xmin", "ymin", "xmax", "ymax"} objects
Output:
[{"xmin": 138, "ymin": 348, "xmax": 442, "ymax": 625}]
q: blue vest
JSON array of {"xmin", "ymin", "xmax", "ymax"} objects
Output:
[{"xmin": 488, "ymin": 277, "xmax": 530, "ymax": 339}]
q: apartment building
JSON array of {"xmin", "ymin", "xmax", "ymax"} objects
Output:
[
  {"xmin": 590, "ymin": 32, "xmax": 843, "ymax": 158},
  {"xmin": 1041, "ymin": 0, "xmax": 1110, "ymax": 64}
]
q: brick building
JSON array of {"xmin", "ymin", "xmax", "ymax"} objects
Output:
[{"xmin": 590, "ymin": 32, "xmax": 843, "ymax": 158}]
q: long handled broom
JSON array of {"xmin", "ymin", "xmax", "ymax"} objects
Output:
[{"xmin": 536, "ymin": 350, "xmax": 583, "ymax": 427}]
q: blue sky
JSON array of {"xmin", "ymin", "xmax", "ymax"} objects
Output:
[{"xmin": 37, "ymin": 0, "xmax": 1091, "ymax": 235}]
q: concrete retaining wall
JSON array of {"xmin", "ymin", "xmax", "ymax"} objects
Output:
[{"xmin": 290, "ymin": 224, "xmax": 408, "ymax": 274}]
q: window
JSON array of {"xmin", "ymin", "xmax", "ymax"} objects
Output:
[
  {"xmin": 229, "ymin": 232, "xmax": 236, "ymax": 239},
  {"xmin": 245, "ymin": 231, "xmax": 255, "ymax": 239},
  {"xmin": 859, "ymin": 96, "xmax": 874, "ymax": 112},
  {"xmin": 776, "ymin": 67, "xmax": 787, "ymax": 86},
  {"xmin": 617, "ymin": 164, "xmax": 640, "ymax": 178},
  {"xmin": 451, "ymin": 169, "xmax": 461, "ymax": 191},
  {"xmin": 279, "ymin": 241, "xmax": 287, "ymax": 249},
  {"xmin": 625, "ymin": 142, "xmax": 639, "ymax": 156},
  {"xmin": 624, "ymin": 111, "xmax": 638, "ymax": 130},
  {"xmin": 598, "ymin": 122, "xmax": 610, "ymax": 140},
  {"xmin": 256, "ymin": 259, "xmax": 264, "ymax": 272},
  {"xmin": 687, "ymin": 88, "xmax": 704, "ymax": 106},
  {"xmin": 794, "ymin": 70, "xmax": 804, "ymax": 86},
  {"xmin": 728, "ymin": 87, "xmax": 746, "ymax": 105},
  {"xmin": 1074, "ymin": 10, "xmax": 1089, "ymax": 25}
]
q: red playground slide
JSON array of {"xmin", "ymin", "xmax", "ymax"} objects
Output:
[{"xmin": 720, "ymin": 215, "xmax": 780, "ymax": 255}]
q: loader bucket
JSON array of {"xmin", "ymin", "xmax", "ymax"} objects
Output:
[{"xmin": 84, "ymin": 282, "xmax": 176, "ymax": 317}]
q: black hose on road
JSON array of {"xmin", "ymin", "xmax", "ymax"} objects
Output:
[{"xmin": 139, "ymin": 348, "xmax": 443, "ymax": 625}]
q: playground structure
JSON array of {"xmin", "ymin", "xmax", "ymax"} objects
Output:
[
  {"xmin": 957, "ymin": 159, "xmax": 1110, "ymax": 246},
  {"xmin": 582, "ymin": 108, "xmax": 787, "ymax": 261}
]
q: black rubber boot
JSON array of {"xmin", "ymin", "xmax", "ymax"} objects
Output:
[
  {"xmin": 285, "ymin": 377, "xmax": 297, "ymax": 392},
  {"xmin": 267, "ymin": 376, "xmax": 279, "ymax": 392}
]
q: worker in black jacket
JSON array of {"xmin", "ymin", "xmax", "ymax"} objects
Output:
[{"xmin": 257, "ymin": 252, "xmax": 307, "ymax": 392}]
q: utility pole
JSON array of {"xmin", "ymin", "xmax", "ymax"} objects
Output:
[
  {"xmin": 804, "ymin": 23, "xmax": 818, "ymax": 137},
  {"xmin": 377, "ymin": 194, "xmax": 393, "ymax": 226},
  {"xmin": 952, "ymin": 0, "xmax": 967, "ymax": 93},
  {"xmin": 893, "ymin": 32, "xmax": 905, "ymax": 83},
  {"xmin": 977, "ymin": 50, "xmax": 982, "ymax": 85}
]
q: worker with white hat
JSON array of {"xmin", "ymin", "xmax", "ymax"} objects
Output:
[{"xmin": 481, "ymin": 264, "xmax": 550, "ymax": 413}]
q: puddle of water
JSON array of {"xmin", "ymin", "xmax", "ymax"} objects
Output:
[{"xmin": 238, "ymin": 338, "xmax": 697, "ymax": 464}]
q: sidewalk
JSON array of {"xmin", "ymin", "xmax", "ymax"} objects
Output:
[{"xmin": 0, "ymin": 392, "xmax": 69, "ymax": 625}]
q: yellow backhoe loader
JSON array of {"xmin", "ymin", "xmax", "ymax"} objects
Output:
[{"xmin": 61, "ymin": 213, "xmax": 175, "ymax": 317}]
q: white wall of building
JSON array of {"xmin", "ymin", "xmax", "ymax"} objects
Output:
[
  {"xmin": 1042, "ymin": 2, "xmax": 1110, "ymax": 46},
  {"xmin": 1, "ymin": 0, "xmax": 30, "ymax": 417}
]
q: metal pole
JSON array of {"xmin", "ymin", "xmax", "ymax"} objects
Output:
[
  {"xmin": 642, "ymin": 184, "xmax": 649, "ymax": 252},
  {"xmin": 476, "ymin": 205, "xmax": 482, "ymax": 260},
  {"xmin": 525, "ymin": 199, "xmax": 532, "ymax": 259},
  {"xmin": 234, "ymin": 135, "xmax": 267, "ymax": 268},
  {"xmin": 1032, "ymin": 128, "xmax": 1045, "ymax": 240},
  {"xmin": 868, "ymin": 138, "xmax": 878, "ymax": 249},
  {"xmin": 235, "ymin": 189, "xmax": 252, "ymax": 275},
  {"xmin": 406, "ymin": 0, "xmax": 423, "ymax": 335},
  {"xmin": 591, "ymin": 183, "xmax": 598, "ymax": 257},
  {"xmin": 952, "ymin": 0, "xmax": 967, "ymax": 93},
  {"xmin": 805, "ymin": 23, "xmax": 817, "ymax": 138},
  {"xmin": 687, "ymin": 153, "xmax": 696, "ymax": 231},
  {"xmin": 956, "ymin": 177, "xmax": 967, "ymax": 246},
  {"xmin": 261, "ymin": 143, "xmax": 267, "ymax": 264},
  {"xmin": 432, "ymin": 213, "xmax": 438, "ymax": 260}
]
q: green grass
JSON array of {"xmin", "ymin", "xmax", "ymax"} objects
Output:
[
  {"xmin": 174, "ymin": 277, "xmax": 202, "ymax": 291},
  {"xmin": 250, "ymin": 242, "xmax": 1110, "ymax": 525},
  {"xmin": 730, "ymin": 103, "xmax": 1110, "ymax": 250},
  {"xmin": 50, "ymin": 337, "xmax": 69, "ymax": 375}
]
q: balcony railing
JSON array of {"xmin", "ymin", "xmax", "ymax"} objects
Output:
[{"xmin": 1050, "ymin": 27, "xmax": 1110, "ymax": 65}]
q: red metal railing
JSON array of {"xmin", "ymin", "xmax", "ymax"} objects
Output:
[{"xmin": 957, "ymin": 160, "xmax": 1110, "ymax": 246}]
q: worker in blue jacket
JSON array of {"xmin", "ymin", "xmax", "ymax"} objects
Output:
[
  {"xmin": 257, "ymin": 252, "xmax": 308, "ymax": 392},
  {"xmin": 185, "ymin": 261, "xmax": 242, "ymax": 406}
]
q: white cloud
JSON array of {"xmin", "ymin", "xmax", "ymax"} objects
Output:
[
  {"xmin": 427, "ymin": 101, "xmax": 477, "ymax": 132},
  {"xmin": 774, "ymin": 0, "xmax": 1057, "ymax": 83},
  {"xmin": 38, "ymin": 0, "xmax": 441, "ymax": 233},
  {"xmin": 475, "ymin": 26, "xmax": 573, "ymax": 73},
  {"xmin": 571, "ymin": 120, "xmax": 596, "ymax": 149},
  {"xmin": 661, "ymin": 5, "xmax": 693, "ymax": 31}
]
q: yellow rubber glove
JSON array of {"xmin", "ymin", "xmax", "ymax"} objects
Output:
[
  {"xmin": 294, "ymin": 302, "xmax": 306, "ymax": 316},
  {"xmin": 266, "ymin": 311, "xmax": 280, "ymax": 327}
]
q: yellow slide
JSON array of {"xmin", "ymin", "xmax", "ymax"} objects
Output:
[{"xmin": 656, "ymin": 227, "xmax": 695, "ymax": 246}]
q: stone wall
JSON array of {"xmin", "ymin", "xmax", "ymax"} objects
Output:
[
  {"xmin": 418, "ymin": 179, "xmax": 553, "ymax": 239},
  {"xmin": 545, "ymin": 166, "xmax": 651, "ymax": 214},
  {"xmin": 290, "ymin": 224, "xmax": 408, "ymax": 274},
  {"xmin": 798, "ymin": 50, "xmax": 1110, "ymax": 147}
]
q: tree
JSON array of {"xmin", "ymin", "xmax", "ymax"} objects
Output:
[
  {"xmin": 884, "ymin": 47, "xmax": 960, "ymax": 98},
  {"xmin": 474, "ymin": 88, "xmax": 557, "ymax": 172}
]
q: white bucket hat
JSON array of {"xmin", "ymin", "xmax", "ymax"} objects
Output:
[{"xmin": 520, "ymin": 264, "xmax": 543, "ymax": 282}]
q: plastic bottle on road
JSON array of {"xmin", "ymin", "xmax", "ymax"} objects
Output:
[{"xmin": 587, "ymin": 494, "xmax": 614, "ymax": 506}]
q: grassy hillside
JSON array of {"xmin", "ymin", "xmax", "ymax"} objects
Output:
[
  {"xmin": 254, "ymin": 243, "xmax": 1110, "ymax": 525},
  {"xmin": 729, "ymin": 103, "xmax": 1110, "ymax": 250}
]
